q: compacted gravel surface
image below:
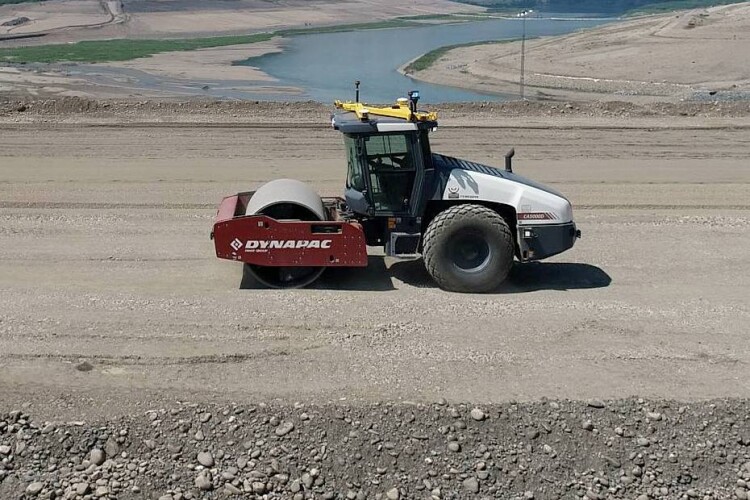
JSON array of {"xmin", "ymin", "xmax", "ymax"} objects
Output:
[{"xmin": 0, "ymin": 99, "xmax": 748, "ymax": 498}]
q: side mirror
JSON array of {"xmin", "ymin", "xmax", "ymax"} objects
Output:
[{"xmin": 344, "ymin": 186, "xmax": 371, "ymax": 216}]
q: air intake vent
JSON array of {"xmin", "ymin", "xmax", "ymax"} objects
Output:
[{"xmin": 388, "ymin": 233, "xmax": 421, "ymax": 257}]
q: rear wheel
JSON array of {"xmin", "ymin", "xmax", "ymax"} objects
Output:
[
  {"xmin": 423, "ymin": 204, "xmax": 514, "ymax": 293},
  {"xmin": 244, "ymin": 264, "xmax": 324, "ymax": 289}
]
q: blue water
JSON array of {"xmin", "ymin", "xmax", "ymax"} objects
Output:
[{"xmin": 240, "ymin": 16, "xmax": 614, "ymax": 103}]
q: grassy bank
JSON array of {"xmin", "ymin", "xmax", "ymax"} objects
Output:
[
  {"xmin": 0, "ymin": 34, "xmax": 275, "ymax": 64},
  {"xmin": 403, "ymin": 40, "xmax": 513, "ymax": 74},
  {"xmin": 0, "ymin": 19, "xmax": 428, "ymax": 64},
  {"xmin": 277, "ymin": 19, "xmax": 422, "ymax": 36}
]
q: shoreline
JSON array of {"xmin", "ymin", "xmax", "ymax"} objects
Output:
[
  {"xmin": 105, "ymin": 38, "xmax": 286, "ymax": 85},
  {"xmin": 0, "ymin": 13, "xmax": 482, "ymax": 99},
  {"xmin": 5, "ymin": 4, "xmax": 750, "ymax": 103},
  {"xmin": 404, "ymin": 3, "xmax": 750, "ymax": 103}
]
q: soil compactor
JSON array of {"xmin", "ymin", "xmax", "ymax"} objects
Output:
[{"xmin": 212, "ymin": 92, "xmax": 580, "ymax": 292}]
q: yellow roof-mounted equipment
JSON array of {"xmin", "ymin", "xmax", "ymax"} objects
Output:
[{"xmin": 334, "ymin": 89, "xmax": 438, "ymax": 123}]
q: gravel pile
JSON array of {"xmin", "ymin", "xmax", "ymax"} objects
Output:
[
  {"xmin": 0, "ymin": 97, "xmax": 749, "ymax": 122},
  {"xmin": 1, "ymin": 399, "xmax": 749, "ymax": 499}
]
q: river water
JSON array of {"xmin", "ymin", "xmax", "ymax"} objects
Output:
[{"xmin": 240, "ymin": 16, "xmax": 614, "ymax": 103}]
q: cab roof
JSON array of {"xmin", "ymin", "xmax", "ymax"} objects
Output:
[
  {"xmin": 332, "ymin": 98, "xmax": 438, "ymax": 135},
  {"xmin": 332, "ymin": 111, "xmax": 438, "ymax": 134}
]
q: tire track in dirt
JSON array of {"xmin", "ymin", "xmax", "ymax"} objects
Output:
[{"xmin": 0, "ymin": 349, "xmax": 318, "ymax": 365}]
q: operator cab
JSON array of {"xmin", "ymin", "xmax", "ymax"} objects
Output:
[
  {"xmin": 344, "ymin": 131, "xmax": 421, "ymax": 214},
  {"xmin": 332, "ymin": 91, "xmax": 437, "ymax": 219}
]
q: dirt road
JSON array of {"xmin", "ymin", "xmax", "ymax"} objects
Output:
[{"xmin": 0, "ymin": 104, "xmax": 748, "ymax": 421}]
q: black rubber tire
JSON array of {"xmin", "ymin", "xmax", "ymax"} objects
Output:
[
  {"xmin": 244, "ymin": 264, "xmax": 324, "ymax": 289},
  {"xmin": 423, "ymin": 204, "xmax": 514, "ymax": 293}
]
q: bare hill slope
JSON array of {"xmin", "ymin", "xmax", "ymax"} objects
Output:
[{"xmin": 407, "ymin": 2, "xmax": 750, "ymax": 102}]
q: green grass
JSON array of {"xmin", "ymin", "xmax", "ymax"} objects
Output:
[
  {"xmin": 403, "ymin": 40, "xmax": 514, "ymax": 74},
  {"xmin": 0, "ymin": 18, "xmax": 431, "ymax": 64},
  {"xmin": 277, "ymin": 19, "xmax": 423, "ymax": 36},
  {"xmin": 397, "ymin": 14, "xmax": 460, "ymax": 21},
  {"xmin": 0, "ymin": 33, "xmax": 277, "ymax": 64},
  {"xmin": 398, "ymin": 13, "xmax": 500, "ymax": 22}
]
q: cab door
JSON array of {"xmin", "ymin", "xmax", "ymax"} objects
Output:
[
  {"xmin": 361, "ymin": 132, "xmax": 422, "ymax": 216},
  {"xmin": 343, "ymin": 134, "xmax": 372, "ymax": 215}
]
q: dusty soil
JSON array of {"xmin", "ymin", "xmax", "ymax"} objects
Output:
[
  {"xmin": 0, "ymin": 98, "xmax": 748, "ymax": 498},
  {"xmin": 0, "ymin": 0, "xmax": 114, "ymax": 39},
  {"xmin": 104, "ymin": 39, "xmax": 285, "ymax": 84},
  {"xmin": 123, "ymin": 0, "xmax": 475, "ymax": 37},
  {"xmin": 3, "ymin": 96, "xmax": 750, "ymax": 123},
  {"xmin": 0, "ymin": 0, "xmax": 477, "ymax": 44},
  {"xmin": 0, "ymin": 98, "xmax": 748, "ymax": 410},
  {"xmin": 0, "ymin": 66, "xmax": 94, "ymax": 98},
  {"xmin": 407, "ymin": 3, "xmax": 750, "ymax": 102}
]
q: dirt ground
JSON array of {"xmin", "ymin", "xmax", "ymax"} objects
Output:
[
  {"xmin": 106, "ymin": 39, "xmax": 285, "ymax": 84},
  {"xmin": 123, "ymin": 0, "xmax": 475, "ymax": 37},
  {"xmin": 0, "ymin": 0, "xmax": 115, "ymax": 38},
  {"xmin": 0, "ymin": 100, "xmax": 748, "ymax": 425},
  {"xmin": 0, "ymin": 0, "xmax": 477, "ymax": 43},
  {"xmin": 408, "ymin": 2, "xmax": 750, "ymax": 102}
]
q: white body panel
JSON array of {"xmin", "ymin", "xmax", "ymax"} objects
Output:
[
  {"xmin": 376, "ymin": 122, "xmax": 417, "ymax": 132},
  {"xmin": 442, "ymin": 170, "xmax": 573, "ymax": 224}
]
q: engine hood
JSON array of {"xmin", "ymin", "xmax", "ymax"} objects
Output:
[
  {"xmin": 431, "ymin": 154, "xmax": 568, "ymax": 201},
  {"xmin": 431, "ymin": 153, "xmax": 573, "ymax": 224}
]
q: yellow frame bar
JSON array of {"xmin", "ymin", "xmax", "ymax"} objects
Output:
[{"xmin": 334, "ymin": 100, "xmax": 438, "ymax": 122}]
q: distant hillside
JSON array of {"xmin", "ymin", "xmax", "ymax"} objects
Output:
[
  {"xmin": 0, "ymin": 0, "xmax": 43, "ymax": 5},
  {"xmin": 454, "ymin": 0, "xmax": 746, "ymax": 14}
]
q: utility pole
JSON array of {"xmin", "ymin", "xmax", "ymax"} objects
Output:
[{"xmin": 519, "ymin": 9, "xmax": 532, "ymax": 100}]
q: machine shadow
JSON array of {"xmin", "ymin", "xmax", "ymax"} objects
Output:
[
  {"xmin": 239, "ymin": 258, "xmax": 610, "ymax": 293},
  {"xmin": 314, "ymin": 256, "xmax": 396, "ymax": 291},
  {"xmin": 389, "ymin": 260, "xmax": 612, "ymax": 293},
  {"xmin": 239, "ymin": 256, "xmax": 397, "ymax": 292}
]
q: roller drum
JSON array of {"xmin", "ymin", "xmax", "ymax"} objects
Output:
[
  {"xmin": 245, "ymin": 178, "xmax": 327, "ymax": 221},
  {"xmin": 243, "ymin": 178, "xmax": 327, "ymax": 289}
]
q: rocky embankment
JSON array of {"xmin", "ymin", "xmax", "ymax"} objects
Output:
[
  {"xmin": 1, "ymin": 400, "xmax": 749, "ymax": 499},
  {"xmin": 0, "ymin": 97, "xmax": 749, "ymax": 125}
]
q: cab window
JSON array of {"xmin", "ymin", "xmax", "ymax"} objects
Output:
[
  {"xmin": 363, "ymin": 133, "xmax": 417, "ymax": 213},
  {"xmin": 344, "ymin": 135, "xmax": 366, "ymax": 191}
]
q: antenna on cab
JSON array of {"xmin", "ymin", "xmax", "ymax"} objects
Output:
[{"xmin": 407, "ymin": 90, "xmax": 420, "ymax": 121}]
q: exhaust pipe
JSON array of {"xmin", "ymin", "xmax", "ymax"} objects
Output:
[{"xmin": 505, "ymin": 148, "xmax": 515, "ymax": 173}]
